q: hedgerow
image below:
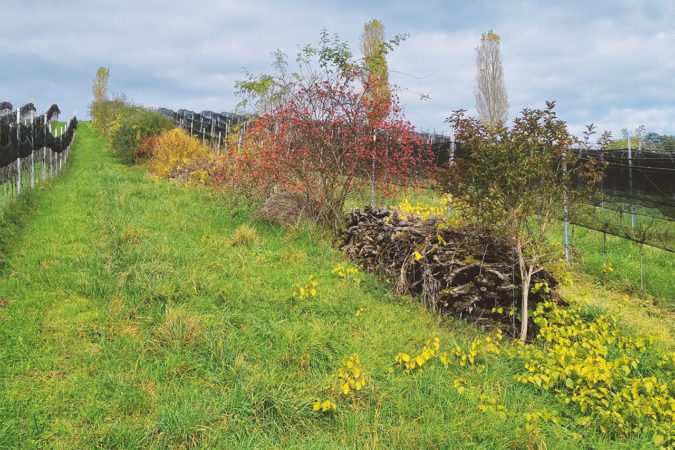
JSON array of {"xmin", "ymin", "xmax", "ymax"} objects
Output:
[{"xmin": 111, "ymin": 107, "xmax": 174, "ymax": 164}]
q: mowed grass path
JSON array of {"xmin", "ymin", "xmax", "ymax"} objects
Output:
[{"xmin": 0, "ymin": 123, "xmax": 661, "ymax": 448}]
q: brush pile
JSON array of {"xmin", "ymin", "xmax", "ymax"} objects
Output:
[{"xmin": 337, "ymin": 206, "xmax": 560, "ymax": 333}]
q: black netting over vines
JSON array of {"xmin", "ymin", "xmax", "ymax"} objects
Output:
[
  {"xmin": 425, "ymin": 137, "xmax": 674, "ymax": 219},
  {"xmin": 0, "ymin": 103, "xmax": 77, "ymax": 168},
  {"xmin": 158, "ymin": 107, "xmax": 252, "ymax": 143}
]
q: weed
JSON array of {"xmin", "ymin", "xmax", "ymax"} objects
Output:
[
  {"xmin": 230, "ymin": 224, "xmax": 258, "ymax": 247},
  {"xmin": 149, "ymin": 307, "xmax": 202, "ymax": 352}
]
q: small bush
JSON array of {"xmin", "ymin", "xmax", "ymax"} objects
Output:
[
  {"xmin": 111, "ymin": 108, "xmax": 174, "ymax": 164},
  {"xmin": 230, "ymin": 224, "xmax": 258, "ymax": 247},
  {"xmin": 90, "ymin": 98, "xmax": 127, "ymax": 143},
  {"xmin": 148, "ymin": 129, "xmax": 210, "ymax": 178},
  {"xmin": 133, "ymin": 135, "xmax": 159, "ymax": 161}
]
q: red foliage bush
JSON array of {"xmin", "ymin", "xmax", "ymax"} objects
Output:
[
  {"xmin": 235, "ymin": 72, "xmax": 431, "ymax": 229},
  {"xmin": 133, "ymin": 135, "xmax": 159, "ymax": 160}
]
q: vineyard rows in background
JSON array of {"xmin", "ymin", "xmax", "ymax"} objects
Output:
[
  {"xmin": 157, "ymin": 105, "xmax": 673, "ymax": 252},
  {"xmin": 0, "ymin": 102, "xmax": 78, "ymax": 209}
]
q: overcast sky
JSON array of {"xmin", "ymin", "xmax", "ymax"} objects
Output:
[{"xmin": 2, "ymin": 0, "xmax": 674, "ymax": 138}]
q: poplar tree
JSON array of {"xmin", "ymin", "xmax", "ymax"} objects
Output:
[
  {"xmin": 92, "ymin": 67, "xmax": 110, "ymax": 102},
  {"xmin": 360, "ymin": 19, "xmax": 390, "ymax": 120},
  {"xmin": 475, "ymin": 31, "xmax": 508, "ymax": 130}
]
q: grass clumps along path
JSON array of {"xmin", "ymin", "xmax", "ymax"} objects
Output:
[{"xmin": 0, "ymin": 123, "xmax": 672, "ymax": 448}]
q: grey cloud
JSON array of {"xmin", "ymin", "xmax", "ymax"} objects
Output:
[{"xmin": 1, "ymin": 0, "xmax": 673, "ymax": 138}]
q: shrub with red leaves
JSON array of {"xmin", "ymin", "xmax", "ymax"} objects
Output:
[{"xmin": 235, "ymin": 58, "xmax": 431, "ymax": 229}]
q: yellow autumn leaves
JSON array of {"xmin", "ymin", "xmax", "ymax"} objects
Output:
[
  {"xmin": 515, "ymin": 301, "xmax": 674, "ymax": 445},
  {"xmin": 291, "ymin": 275, "xmax": 318, "ymax": 301},
  {"xmin": 313, "ymin": 354, "xmax": 367, "ymax": 415},
  {"xmin": 395, "ymin": 337, "xmax": 440, "ymax": 372},
  {"xmin": 394, "ymin": 195, "xmax": 452, "ymax": 222}
]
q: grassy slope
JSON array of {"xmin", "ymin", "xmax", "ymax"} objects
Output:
[{"xmin": 0, "ymin": 123, "xmax": 668, "ymax": 448}]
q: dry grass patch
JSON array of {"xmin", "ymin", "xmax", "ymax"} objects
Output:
[
  {"xmin": 147, "ymin": 307, "xmax": 203, "ymax": 353},
  {"xmin": 230, "ymin": 224, "xmax": 259, "ymax": 247}
]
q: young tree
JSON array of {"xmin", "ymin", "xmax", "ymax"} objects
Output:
[
  {"xmin": 438, "ymin": 102, "xmax": 603, "ymax": 341},
  {"xmin": 474, "ymin": 30, "xmax": 508, "ymax": 130},
  {"xmin": 92, "ymin": 66, "xmax": 110, "ymax": 102},
  {"xmin": 360, "ymin": 19, "xmax": 390, "ymax": 120},
  {"xmin": 234, "ymin": 50, "xmax": 297, "ymax": 115},
  {"xmin": 234, "ymin": 31, "xmax": 431, "ymax": 230},
  {"xmin": 361, "ymin": 19, "xmax": 392, "ymax": 205}
]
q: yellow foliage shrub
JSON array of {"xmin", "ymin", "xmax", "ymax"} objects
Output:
[
  {"xmin": 188, "ymin": 168, "xmax": 209, "ymax": 185},
  {"xmin": 516, "ymin": 301, "xmax": 674, "ymax": 444},
  {"xmin": 148, "ymin": 128, "xmax": 210, "ymax": 178}
]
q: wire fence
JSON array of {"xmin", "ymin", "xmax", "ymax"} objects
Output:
[
  {"xmin": 156, "ymin": 106, "xmax": 673, "ymax": 251},
  {"xmin": 0, "ymin": 102, "xmax": 78, "ymax": 211},
  {"xmin": 157, "ymin": 107, "xmax": 252, "ymax": 149},
  {"xmin": 425, "ymin": 136, "xmax": 673, "ymax": 252}
]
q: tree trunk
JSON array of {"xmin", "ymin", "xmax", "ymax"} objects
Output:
[
  {"xmin": 517, "ymin": 248, "xmax": 534, "ymax": 342},
  {"xmin": 519, "ymin": 268, "xmax": 532, "ymax": 341}
]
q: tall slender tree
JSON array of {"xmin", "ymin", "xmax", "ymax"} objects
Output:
[
  {"xmin": 474, "ymin": 30, "xmax": 508, "ymax": 130},
  {"xmin": 360, "ymin": 19, "xmax": 390, "ymax": 121},
  {"xmin": 92, "ymin": 66, "xmax": 110, "ymax": 102}
]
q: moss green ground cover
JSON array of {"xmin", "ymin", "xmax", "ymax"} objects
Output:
[{"xmin": 0, "ymin": 123, "xmax": 671, "ymax": 448}]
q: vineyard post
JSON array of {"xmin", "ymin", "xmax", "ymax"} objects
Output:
[
  {"xmin": 55, "ymin": 127, "xmax": 59, "ymax": 176},
  {"xmin": 16, "ymin": 108, "xmax": 22, "ymax": 195},
  {"xmin": 563, "ymin": 148, "xmax": 570, "ymax": 262},
  {"xmin": 54, "ymin": 125, "xmax": 63, "ymax": 176},
  {"xmin": 60, "ymin": 125, "xmax": 64, "ymax": 172},
  {"xmin": 30, "ymin": 111, "xmax": 35, "ymax": 188},
  {"xmin": 627, "ymin": 136, "xmax": 635, "ymax": 228},
  {"xmin": 48, "ymin": 122, "xmax": 53, "ymax": 179},
  {"xmin": 370, "ymin": 131, "xmax": 377, "ymax": 206},
  {"xmin": 54, "ymin": 126, "xmax": 58, "ymax": 176},
  {"xmin": 447, "ymin": 126, "xmax": 455, "ymax": 217},
  {"xmin": 42, "ymin": 114, "xmax": 47, "ymax": 182},
  {"xmin": 64, "ymin": 118, "xmax": 68, "ymax": 163}
]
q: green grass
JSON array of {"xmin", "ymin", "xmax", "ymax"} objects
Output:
[
  {"xmin": 0, "ymin": 123, "xmax": 670, "ymax": 448},
  {"xmin": 569, "ymin": 224, "xmax": 674, "ymax": 308}
]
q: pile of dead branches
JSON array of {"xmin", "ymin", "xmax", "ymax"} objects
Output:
[{"xmin": 336, "ymin": 206, "xmax": 561, "ymax": 335}]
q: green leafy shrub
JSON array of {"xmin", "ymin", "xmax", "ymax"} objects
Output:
[
  {"xmin": 89, "ymin": 98, "xmax": 128, "ymax": 143},
  {"xmin": 111, "ymin": 108, "xmax": 174, "ymax": 164}
]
